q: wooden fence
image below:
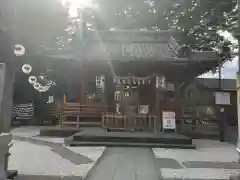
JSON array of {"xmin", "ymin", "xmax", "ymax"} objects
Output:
[{"xmin": 102, "ymin": 113, "xmax": 156, "ymax": 132}]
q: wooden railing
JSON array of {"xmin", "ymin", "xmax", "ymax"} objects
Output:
[
  {"xmin": 60, "ymin": 103, "xmax": 105, "ymax": 128},
  {"xmin": 180, "ymin": 115, "xmax": 219, "ymax": 134},
  {"xmin": 102, "ymin": 113, "xmax": 157, "ymax": 132}
]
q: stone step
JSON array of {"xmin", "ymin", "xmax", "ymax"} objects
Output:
[{"xmin": 65, "ymin": 137, "xmax": 196, "ymax": 149}]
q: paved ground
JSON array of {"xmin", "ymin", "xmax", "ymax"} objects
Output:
[
  {"xmin": 9, "ymin": 126, "xmax": 240, "ymax": 180},
  {"xmin": 85, "ymin": 147, "xmax": 161, "ymax": 180},
  {"xmin": 153, "ymin": 139, "xmax": 240, "ymax": 179},
  {"xmin": 9, "ymin": 126, "xmax": 105, "ymax": 179}
]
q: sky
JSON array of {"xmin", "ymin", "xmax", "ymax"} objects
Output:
[
  {"xmin": 200, "ymin": 57, "xmax": 238, "ymax": 79},
  {"xmin": 199, "ymin": 30, "xmax": 238, "ymax": 79}
]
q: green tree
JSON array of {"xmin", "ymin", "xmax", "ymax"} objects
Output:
[{"xmin": 84, "ymin": 0, "xmax": 237, "ymax": 51}]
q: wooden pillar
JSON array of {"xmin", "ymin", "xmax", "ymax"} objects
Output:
[
  {"xmin": 120, "ymin": 84, "xmax": 125, "ymax": 114},
  {"xmin": 155, "ymin": 76, "xmax": 161, "ymax": 133},
  {"xmin": 80, "ymin": 70, "xmax": 86, "ymax": 104},
  {"xmin": 0, "ymin": 64, "xmax": 14, "ymax": 133},
  {"xmin": 104, "ymin": 74, "xmax": 114, "ymax": 112},
  {"xmin": 174, "ymin": 81, "xmax": 181, "ymax": 132},
  {"xmin": 103, "ymin": 74, "xmax": 108, "ymax": 112}
]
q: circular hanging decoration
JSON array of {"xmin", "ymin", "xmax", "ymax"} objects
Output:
[
  {"xmin": 28, "ymin": 76, "xmax": 37, "ymax": 84},
  {"xmin": 39, "ymin": 75, "xmax": 44, "ymax": 80},
  {"xmin": 22, "ymin": 64, "xmax": 32, "ymax": 74},
  {"xmin": 14, "ymin": 44, "xmax": 25, "ymax": 56},
  {"xmin": 33, "ymin": 82, "xmax": 40, "ymax": 90},
  {"xmin": 38, "ymin": 86, "xmax": 47, "ymax": 92}
]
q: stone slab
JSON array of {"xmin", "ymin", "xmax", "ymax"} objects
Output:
[
  {"xmin": 84, "ymin": 147, "xmax": 161, "ymax": 180},
  {"xmin": 160, "ymin": 168, "xmax": 240, "ymax": 179}
]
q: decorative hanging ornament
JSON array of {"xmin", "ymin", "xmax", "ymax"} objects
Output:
[
  {"xmin": 38, "ymin": 85, "xmax": 48, "ymax": 92},
  {"xmin": 33, "ymin": 82, "xmax": 40, "ymax": 90},
  {"xmin": 38, "ymin": 86, "xmax": 45, "ymax": 92},
  {"xmin": 39, "ymin": 75, "xmax": 44, "ymax": 80},
  {"xmin": 14, "ymin": 44, "xmax": 25, "ymax": 56},
  {"xmin": 28, "ymin": 76, "xmax": 37, "ymax": 84},
  {"xmin": 22, "ymin": 64, "xmax": 32, "ymax": 74}
]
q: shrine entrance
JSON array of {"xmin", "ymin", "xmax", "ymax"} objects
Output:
[{"xmin": 114, "ymin": 75, "xmax": 156, "ymax": 116}]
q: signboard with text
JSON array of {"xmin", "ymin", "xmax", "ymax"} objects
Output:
[
  {"xmin": 215, "ymin": 92, "xmax": 231, "ymax": 105},
  {"xmin": 162, "ymin": 111, "xmax": 176, "ymax": 130}
]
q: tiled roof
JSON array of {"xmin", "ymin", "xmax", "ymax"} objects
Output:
[
  {"xmin": 82, "ymin": 30, "xmax": 185, "ymax": 61},
  {"xmin": 81, "ymin": 30, "xmax": 219, "ymax": 62},
  {"xmin": 83, "ymin": 42, "xmax": 179, "ymax": 61}
]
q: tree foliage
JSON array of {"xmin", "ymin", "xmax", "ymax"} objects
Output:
[
  {"xmin": 74, "ymin": 0, "xmax": 235, "ymax": 51},
  {"xmin": 2, "ymin": 0, "xmax": 236, "ymax": 51}
]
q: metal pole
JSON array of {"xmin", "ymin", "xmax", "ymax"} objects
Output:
[
  {"xmin": 238, "ymin": 0, "xmax": 240, "ymax": 70},
  {"xmin": 237, "ymin": 0, "xmax": 240, "ymax": 142},
  {"xmin": 218, "ymin": 60, "xmax": 222, "ymax": 90}
]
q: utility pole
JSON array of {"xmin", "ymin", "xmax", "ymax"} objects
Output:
[{"xmin": 237, "ymin": 0, "xmax": 240, "ymax": 142}]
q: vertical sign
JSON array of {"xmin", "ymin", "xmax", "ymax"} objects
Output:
[{"xmin": 162, "ymin": 111, "xmax": 176, "ymax": 130}]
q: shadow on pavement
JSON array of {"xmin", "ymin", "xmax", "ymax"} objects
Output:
[{"xmin": 15, "ymin": 174, "xmax": 83, "ymax": 180}]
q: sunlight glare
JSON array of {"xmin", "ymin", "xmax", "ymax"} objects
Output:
[{"xmin": 62, "ymin": 0, "xmax": 99, "ymax": 17}]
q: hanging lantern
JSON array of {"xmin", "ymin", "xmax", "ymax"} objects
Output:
[
  {"xmin": 14, "ymin": 44, "xmax": 25, "ymax": 56},
  {"xmin": 96, "ymin": 76, "xmax": 101, "ymax": 86},
  {"xmin": 138, "ymin": 79, "xmax": 141, "ymax": 85},
  {"xmin": 28, "ymin": 76, "xmax": 37, "ymax": 84},
  {"xmin": 133, "ymin": 79, "xmax": 136, "ymax": 84},
  {"xmin": 22, "ymin": 64, "xmax": 32, "ymax": 74},
  {"xmin": 156, "ymin": 75, "xmax": 166, "ymax": 88},
  {"xmin": 99, "ymin": 75, "xmax": 105, "ymax": 90},
  {"xmin": 96, "ymin": 75, "xmax": 105, "ymax": 91},
  {"xmin": 115, "ymin": 91, "xmax": 121, "ymax": 101},
  {"xmin": 160, "ymin": 76, "xmax": 166, "ymax": 88}
]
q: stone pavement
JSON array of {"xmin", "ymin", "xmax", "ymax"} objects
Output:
[
  {"xmin": 9, "ymin": 126, "xmax": 240, "ymax": 180},
  {"xmin": 84, "ymin": 147, "xmax": 162, "ymax": 180},
  {"xmin": 9, "ymin": 126, "xmax": 105, "ymax": 180},
  {"xmin": 153, "ymin": 139, "xmax": 240, "ymax": 180}
]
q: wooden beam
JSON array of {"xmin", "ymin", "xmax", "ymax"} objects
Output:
[
  {"xmin": 80, "ymin": 70, "xmax": 86, "ymax": 104},
  {"xmin": 155, "ymin": 76, "xmax": 161, "ymax": 132}
]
